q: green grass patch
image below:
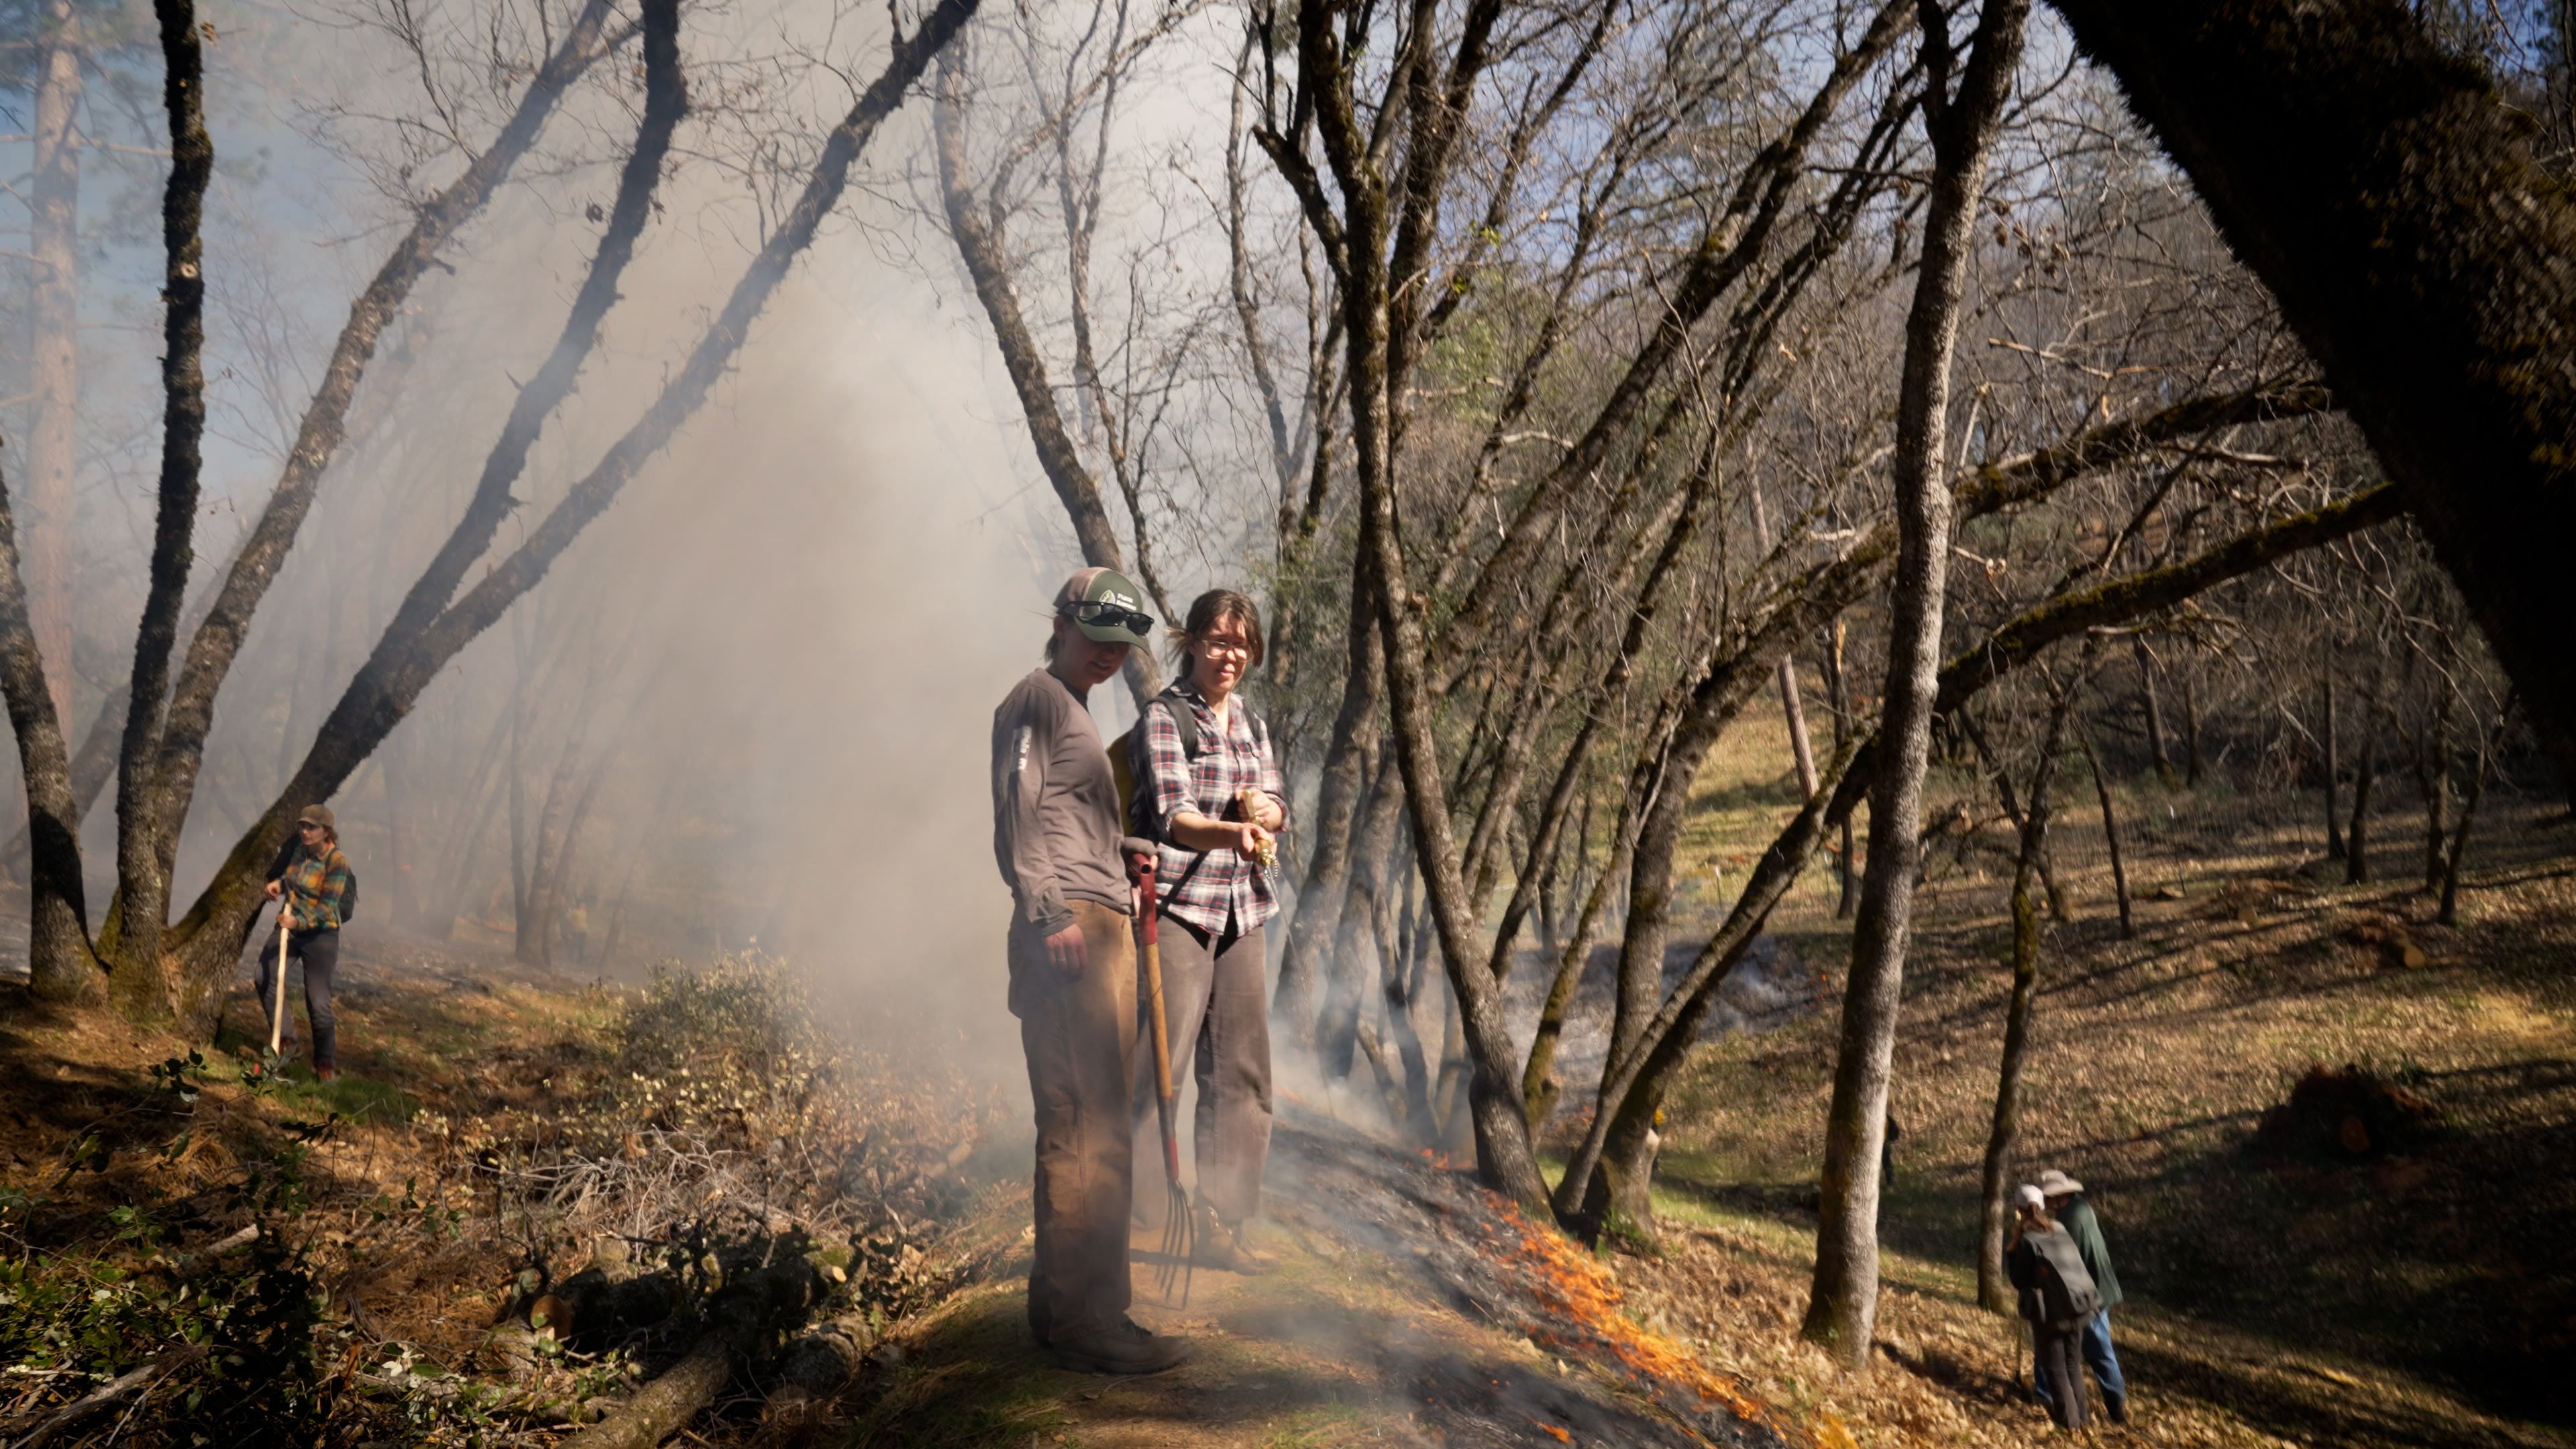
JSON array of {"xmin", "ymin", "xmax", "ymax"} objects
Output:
[
  {"xmin": 839, "ymin": 1285, "xmax": 1073, "ymax": 1448},
  {"xmin": 271, "ymin": 1073, "xmax": 421, "ymax": 1124}
]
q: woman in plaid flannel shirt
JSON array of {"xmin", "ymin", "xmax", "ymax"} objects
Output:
[
  {"xmin": 261, "ymin": 802, "xmax": 358, "ymax": 1080},
  {"xmin": 1129, "ymin": 589, "xmax": 1287, "ymax": 1273}
]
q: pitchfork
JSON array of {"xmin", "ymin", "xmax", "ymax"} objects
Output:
[{"xmin": 1124, "ymin": 839, "xmax": 1193, "ymax": 1306}]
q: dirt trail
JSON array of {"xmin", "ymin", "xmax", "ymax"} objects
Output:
[{"xmin": 853, "ymin": 1120, "xmax": 1807, "ymax": 1448}]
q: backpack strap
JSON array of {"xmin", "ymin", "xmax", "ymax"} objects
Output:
[{"xmin": 1153, "ymin": 685, "xmax": 1203, "ymax": 761}]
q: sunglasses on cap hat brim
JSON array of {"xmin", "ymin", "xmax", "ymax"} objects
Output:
[{"xmin": 1063, "ymin": 600, "xmax": 1155, "ymax": 636}]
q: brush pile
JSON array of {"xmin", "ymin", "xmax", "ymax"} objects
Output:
[
  {"xmin": 2253, "ymin": 1063, "xmax": 2440, "ymax": 1161},
  {"xmin": 0, "ymin": 952, "xmax": 1007, "ymax": 1448}
]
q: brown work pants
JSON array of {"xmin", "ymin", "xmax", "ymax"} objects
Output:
[
  {"xmin": 1010, "ymin": 900, "xmax": 1138, "ymax": 1346},
  {"xmin": 1131, "ymin": 916, "xmax": 1272, "ymax": 1230}
]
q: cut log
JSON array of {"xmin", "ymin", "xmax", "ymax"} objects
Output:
[{"xmin": 557, "ymin": 1336, "xmax": 729, "ymax": 1449}]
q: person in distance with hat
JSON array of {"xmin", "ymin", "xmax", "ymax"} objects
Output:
[
  {"xmin": 989, "ymin": 567, "xmax": 1187, "ymax": 1375},
  {"xmin": 2008, "ymin": 1182, "xmax": 2102, "ymax": 1432},
  {"xmin": 2037, "ymin": 1167, "xmax": 2129, "ymax": 1425},
  {"xmin": 262, "ymin": 803, "xmax": 359, "ymax": 1082}
]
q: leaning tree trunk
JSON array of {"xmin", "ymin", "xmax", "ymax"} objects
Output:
[
  {"xmin": 0, "ymin": 460, "xmax": 97, "ymax": 1000},
  {"xmin": 2045, "ymin": 0, "xmax": 2576, "ymax": 792},
  {"xmin": 1803, "ymin": 0, "xmax": 2026, "ymax": 1366},
  {"xmin": 932, "ymin": 48, "xmax": 1157, "ymax": 706},
  {"xmin": 0, "ymin": 685, "xmax": 122, "ymax": 888}
]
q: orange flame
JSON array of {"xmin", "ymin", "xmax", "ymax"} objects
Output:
[{"xmin": 1466, "ymin": 1189, "xmax": 1827, "ymax": 1446}]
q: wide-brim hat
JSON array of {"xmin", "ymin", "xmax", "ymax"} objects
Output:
[
  {"xmin": 2037, "ymin": 1169, "xmax": 2084, "ymax": 1197},
  {"xmin": 1053, "ymin": 566, "xmax": 1155, "ymax": 647}
]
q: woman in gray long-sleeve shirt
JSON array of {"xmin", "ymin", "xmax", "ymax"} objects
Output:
[{"xmin": 987, "ymin": 566, "xmax": 1187, "ymax": 1377}]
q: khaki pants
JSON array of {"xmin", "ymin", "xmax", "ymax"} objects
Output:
[
  {"xmin": 1010, "ymin": 900, "xmax": 1138, "ymax": 1344},
  {"xmin": 1132, "ymin": 916, "xmax": 1272, "ymax": 1229}
]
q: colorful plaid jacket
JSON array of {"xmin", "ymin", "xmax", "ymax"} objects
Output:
[
  {"xmin": 272, "ymin": 843, "xmax": 356, "ymax": 932},
  {"xmin": 1134, "ymin": 681, "xmax": 1289, "ymax": 936}
]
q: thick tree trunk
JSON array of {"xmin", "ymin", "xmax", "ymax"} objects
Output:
[
  {"xmin": 1803, "ymin": 0, "xmax": 2025, "ymax": 1365},
  {"xmin": 25, "ymin": 0, "xmax": 81, "ymax": 731},
  {"xmin": 2045, "ymin": 0, "xmax": 2576, "ymax": 783},
  {"xmin": 103, "ymin": 0, "xmax": 215, "ymax": 1020}
]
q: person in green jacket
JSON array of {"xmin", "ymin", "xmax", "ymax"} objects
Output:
[{"xmin": 2038, "ymin": 1167, "xmax": 2129, "ymax": 1424}]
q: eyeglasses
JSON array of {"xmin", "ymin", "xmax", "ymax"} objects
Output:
[
  {"xmin": 1197, "ymin": 638, "xmax": 1252, "ymax": 660},
  {"xmin": 1065, "ymin": 600, "xmax": 1154, "ymax": 635}
]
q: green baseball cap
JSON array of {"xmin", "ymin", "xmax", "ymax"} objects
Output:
[{"xmin": 1053, "ymin": 567, "xmax": 1155, "ymax": 646}]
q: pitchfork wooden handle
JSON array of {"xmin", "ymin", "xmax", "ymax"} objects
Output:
[{"xmin": 1134, "ymin": 867, "xmax": 1181, "ymax": 1182}]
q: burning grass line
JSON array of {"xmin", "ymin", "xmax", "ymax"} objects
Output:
[{"xmin": 1466, "ymin": 1187, "xmax": 1815, "ymax": 1446}]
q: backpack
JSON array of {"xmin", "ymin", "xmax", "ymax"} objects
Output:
[
  {"xmin": 1108, "ymin": 684, "xmax": 1265, "ymax": 845},
  {"xmin": 2030, "ymin": 1228, "xmax": 2102, "ymax": 1325}
]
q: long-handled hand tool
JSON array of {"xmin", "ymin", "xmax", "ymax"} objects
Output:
[
  {"xmin": 268, "ymin": 904, "xmax": 291, "ymax": 1059},
  {"xmin": 1123, "ymin": 837, "xmax": 1193, "ymax": 1305}
]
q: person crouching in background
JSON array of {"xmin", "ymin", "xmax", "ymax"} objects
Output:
[{"xmin": 262, "ymin": 803, "xmax": 358, "ymax": 1082}]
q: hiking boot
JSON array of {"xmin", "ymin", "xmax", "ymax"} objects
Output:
[
  {"xmin": 2104, "ymin": 1395, "xmax": 2129, "ymax": 1426},
  {"xmin": 315, "ymin": 1065, "xmax": 340, "ymax": 1083},
  {"xmin": 1192, "ymin": 1202, "xmax": 1275, "ymax": 1275},
  {"xmin": 1049, "ymin": 1317, "xmax": 1187, "ymax": 1375}
]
